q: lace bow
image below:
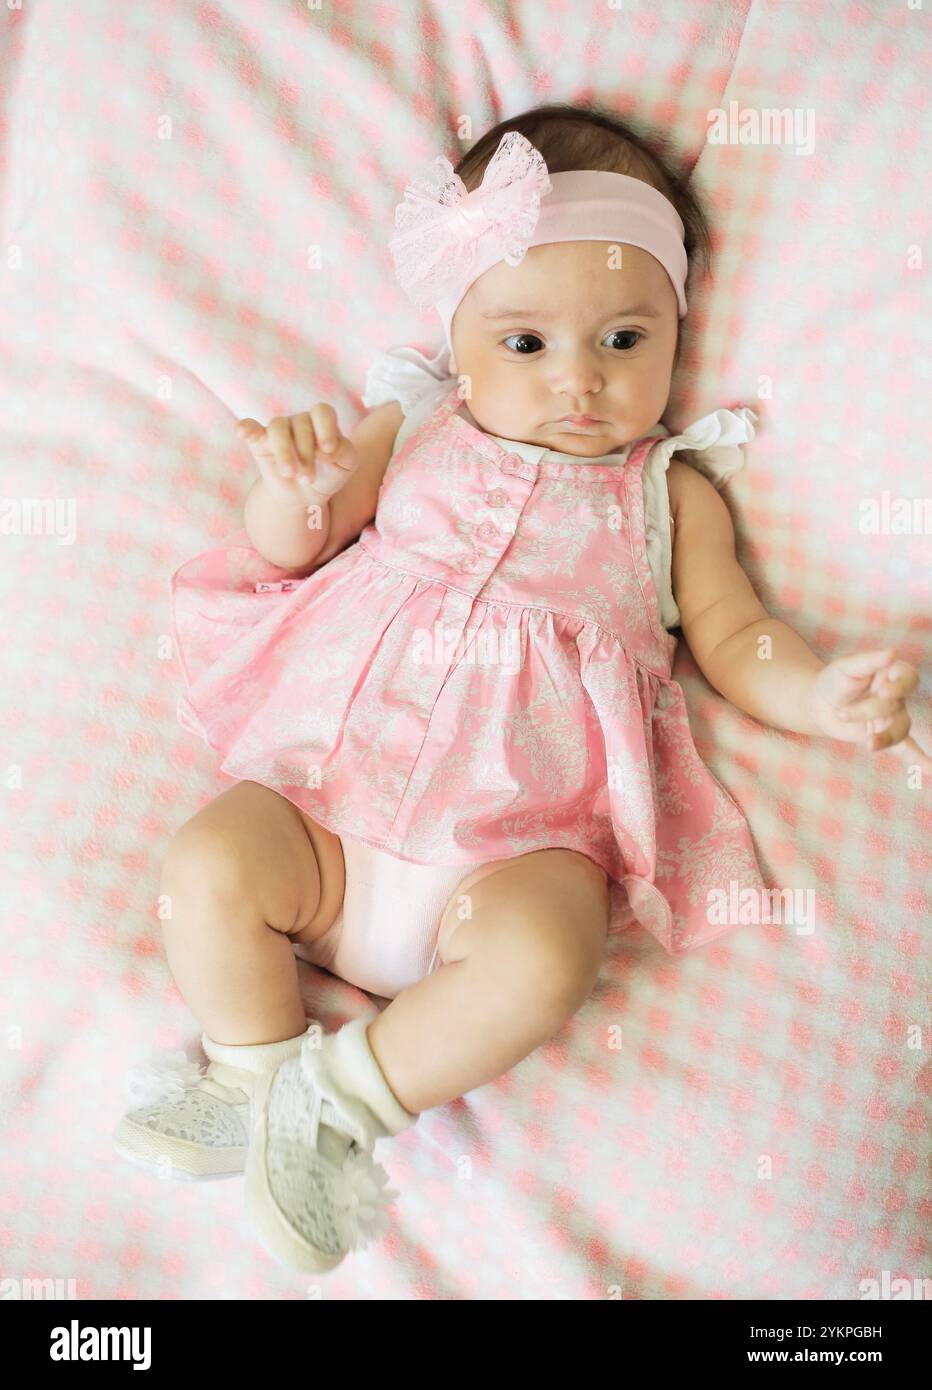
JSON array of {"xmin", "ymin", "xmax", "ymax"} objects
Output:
[
  {"xmin": 389, "ymin": 130, "xmax": 553, "ymax": 311},
  {"xmin": 122, "ymin": 1050, "xmax": 206, "ymax": 1108}
]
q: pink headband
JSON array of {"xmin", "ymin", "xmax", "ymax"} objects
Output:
[{"xmin": 389, "ymin": 130, "xmax": 689, "ymax": 356}]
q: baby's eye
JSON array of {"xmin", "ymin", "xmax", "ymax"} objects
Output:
[
  {"xmin": 604, "ymin": 329, "xmax": 642, "ymax": 351},
  {"xmin": 502, "ymin": 333, "xmax": 544, "ymax": 354},
  {"xmin": 501, "ymin": 329, "xmax": 643, "ymax": 354}
]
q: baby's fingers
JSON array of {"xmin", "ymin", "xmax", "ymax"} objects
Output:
[
  {"xmin": 291, "ymin": 412, "xmax": 316, "ymax": 467},
  {"xmin": 309, "ymin": 402, "xmax": 341, "ymax": 456},
  {"xmin": 837, "ymin": 693, "xmax": 904, "ymax": 723},
  {"xmin": 305, "ymin": 448, "xmax": 359, "ymax": 500},
  {"xmin": 861, "ymin": 708, "xmax": 909, "ymax": 750},
  {"xmin": 835, "ymin": 659, "xmax": 919, "ymax": 723},
  {"xmin": 265, "ymin": 416, "xmax": 303, "ymax": 478},
  {"xmin": 289, "ymin": 413, "xmax": 323, "ymax": 496},
  {"xmin": 877, "ymin": 661, "xmax": 919, "ymax": 700},
  {"xmin": 236, "ymin": 417, "xmax": 274, "ymax": 457}
]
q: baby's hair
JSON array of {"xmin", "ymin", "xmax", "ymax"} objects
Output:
[{"xmin": 453, "ymin": 101, "xmax": 713, "ymax": 368}]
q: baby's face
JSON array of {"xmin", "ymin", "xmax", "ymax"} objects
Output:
[{"xmin": 450, "ymin": 241, "xmax": 679, "ymax": 456}]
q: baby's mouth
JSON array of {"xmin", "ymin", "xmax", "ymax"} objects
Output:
[{"xmin": 553, "ymin": 415, "xmax": 605, "ymax": 429}]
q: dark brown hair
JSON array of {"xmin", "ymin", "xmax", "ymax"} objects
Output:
[{"xmin": 452, "ymin": 102, "xmax": 712, "ymax": 366}]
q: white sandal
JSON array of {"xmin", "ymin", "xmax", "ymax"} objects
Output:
[
  {"xmin": 246, "ymin": 1013, "xmax": 418, "ymax": 1272},
  {"xmin": 113, "ymin": 1025, "xmax": 315, "ymax": 1181}
]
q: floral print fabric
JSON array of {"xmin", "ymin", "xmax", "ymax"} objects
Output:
[{"xmin": 171, "ymin": 383, "xmax": 767, "ymax": 953}]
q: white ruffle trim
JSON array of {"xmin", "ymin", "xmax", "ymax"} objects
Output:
[
  {"xmin": 647, "ymin": 406, "xmax": 758, "ymax": 490},
  {"xmin": 644, "ymin": 406, "xmax": 757, "ymax": 630},
  {"xmin": 362, "ymin": 342, "xmax": 453, "ymax": 416}
]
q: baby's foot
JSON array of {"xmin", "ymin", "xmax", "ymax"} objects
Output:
[
  {"xmin": 114, "ymin": 1027, "xmax": 314, "ymax": 1181},
  {"xmin": 114, "ymin": 1052, "xmax": 253, "ymax": 1180},
  {"xmin": 245, "ymin": 1017, "xmax": 417, "ymax": 1272}
]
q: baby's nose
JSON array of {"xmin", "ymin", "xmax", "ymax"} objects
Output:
[
  {"xmin": 551, "ymin": 355, "xmax": 604, "ymax": 398},
  {"xmin": 555, "ymin": 370, "xmax": 603, "ymax": 400}
]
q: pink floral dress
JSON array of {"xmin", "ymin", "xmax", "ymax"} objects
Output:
[{"xmin": 170, "ymin": 382, "xmax": 768, "ymax": 953}]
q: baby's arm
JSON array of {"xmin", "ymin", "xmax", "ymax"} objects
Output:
[
  {"xmin": 672, "ymin": 464, "xmax": 927, "ymax": 772},
  {"xmin": 243, "ymin": 400, "xmax": 403, "ymax": 572},
  {"xmin": 667, "ymin": 461, "xmax": 825, "ymax": 733},
  {"xmin": 666, "ymin": 461, "xmax": 928, "ymax": 766}
]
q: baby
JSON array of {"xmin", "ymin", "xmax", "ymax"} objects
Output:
[{"xmin": 114, "ymin": 103, "xmax": 929, "ymax": 1275}]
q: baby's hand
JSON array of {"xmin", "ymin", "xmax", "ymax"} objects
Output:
[
  {"xmin": 236, "ymin": 405, "xmax": 360, "ymax": 511},
  {"xmin": 805, "ymin": 646, "xmax": 932, "ymax": 776}
]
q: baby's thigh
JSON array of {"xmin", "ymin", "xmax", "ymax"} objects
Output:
[
  {"xmin": 162, "ymin": 780, "xmax": 344, "ymax": 937},
  {"xmin": 437, "ymin": 848, "xmax": 610, "ymax": 1002}
]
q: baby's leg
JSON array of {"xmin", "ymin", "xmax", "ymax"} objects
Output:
[
  {"xmin": 366, "ymin": 849, "xmax": 609, "ymax": 1115},
  {"xmin": 159, "ymin": 780, "xmax": 345, "ymax": 1045}
]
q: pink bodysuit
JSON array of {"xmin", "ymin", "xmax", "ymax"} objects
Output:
[{"xmin": 170, "ymin": 381, "xmax": 767, "ymax": 985}]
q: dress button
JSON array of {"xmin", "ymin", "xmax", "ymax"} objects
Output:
[
  {"xmin": 477, "ymin": 522, "xmax": 497, "ymax": 540},
  {"xmin": 487, "ymin": 489, "xmax": 509, "ymax": 508}
]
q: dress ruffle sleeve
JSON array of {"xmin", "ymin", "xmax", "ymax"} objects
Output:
[
  {"xmin": 362, "ymin": 342, "xmax": 454, "ymax": 417},
  {"xmin": 643, "ymin": 407, "xmax": 758, "ymax": 631}
]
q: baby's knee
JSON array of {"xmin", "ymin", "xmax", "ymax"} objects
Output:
[
  {"xmin": 160, "ymin": 817, "xmax": 254, "ymax": 909},
  {"xmin": 521, "ymin": 918, "xmax": 605, "ymax": 1015},
  {"xmin": 474, "ymin": 907, "xmax": 604, "ymax": 1022}
]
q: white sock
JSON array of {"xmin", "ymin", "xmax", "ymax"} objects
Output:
[
  {"xmin": 306, "ymin": 1014, "xmax": 419, "ymax": 1162},
  {"xmin": 201, "ymin": 1023, "xmax": 314, "ymax": 1090}
]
